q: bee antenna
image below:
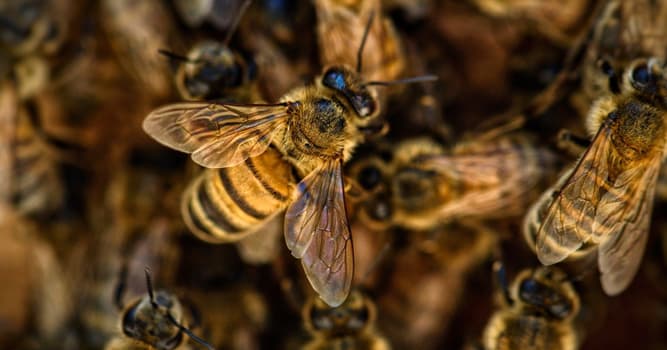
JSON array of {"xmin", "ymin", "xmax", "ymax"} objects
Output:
[
  {"xmin": 364, "ymin": 75, "xmax": 438, "ymax": 87},
  {"xmin": 158, "ymin": 49, "xmax": 196, "ymax": 63},
  {"xmin": 144, "ymin": 267, "xmax": 158, "ymax": 309},
  {"xmin": 597, "ymin": 59, "xmax": 620, "ymax": 94},
  {"xmin": 165, "ymin": 312, "xmax": 216, "ymax": 350},
  {"xmin": 356, "ymin": 11, "xmax": 376, "ymax": 73},
  {"xmin": 223, "ymin": 0, "xmax": 252, "ymax": 46}
]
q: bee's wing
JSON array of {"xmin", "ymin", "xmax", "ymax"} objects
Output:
[
  {"xmin": 143, "ymin": 102, "xmax": 289, "ymax": 168},
  {"xmin": 536, "ymin": 125, "xmax": 615, "ymax": 265},
  {"xmin": 597, "ymin": 155, "xmax": 661, "ymax": 295},
  {"xmin": 284, "ymin": 159, "xmax": 353, "ymax": 307}
]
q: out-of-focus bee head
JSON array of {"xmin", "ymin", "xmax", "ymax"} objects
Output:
[
  {"xmin": 176, "ymin": 40, "xmax": 257, "ymax": 101},
  {"xmin": 511, "ymin": 267, "xmax": 580, "ymax": 322},
  {"xmin": 304, "ymin": 290, "xmax": 375, "ymax": 338},
  {"xmin": 390, "ymin": 137, "xmax": 448, "ymax": 215},
  {"xmin": 121, "ymin": 290, "xmax": 186, "ymax": 349},
  {"xmin": 618, "ymin": 58, "xmax": 667, "ymax": 104},
  {"xmin": 320, "ymin": 65, "xmax": 379, "ymax": 121},
  {"xmin": 0, "ymin": 0, "xmax": 64, "ymax": 56}
]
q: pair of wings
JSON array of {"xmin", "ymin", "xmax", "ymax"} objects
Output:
[
  {"xmin": 143, "ymin": 102, "xmax": 353, "ymax": 307},
  {"xmin": 535, "ymin": 122, "xmax": 661, "ymax": 295},
  {"xmin": 421, "ymin": 141, "xmax": 555, "ymax": 220}
]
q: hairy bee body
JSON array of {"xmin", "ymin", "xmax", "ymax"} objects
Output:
[
  {"xmin": 182, "ymin": 146, "xmax": 294, "ymax": 243},
  {"xmin": 482, "ymin": 267, "xmax": 581, "ymax": 350}
]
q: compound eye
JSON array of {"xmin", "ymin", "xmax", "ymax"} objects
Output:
[
  {"xmin": 322, "ymin": 68, "xmax": 346, "ymax": 91},
  {"xmin": 358, "ymin": 165, "xmax": 381, "ymax": 190},
  {"xmin": 631, "ymin": 63, "xmax": 650, "ymax": 85}
]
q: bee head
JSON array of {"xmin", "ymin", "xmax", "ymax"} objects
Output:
[
  {"xmin": 513, "ymin": 267, "xmax": 580, "ymax": 321},
  {"xmin": 623, "ymin": 58, "xmax": 667, "ymax": 105},
  {"xmin": 304, "ymin": 290, "xmax": 374, "ymax": 337},
  {"xmin": 321, "ymin": 65, "xmax": 378, "ymax": 119},
  {"xmin": 121, "ymin": 290, "xmax": 185, "ymax": 349},
  {"xmin": 178, "ymin": 41, "xmax": 252, "ymax": 100}
]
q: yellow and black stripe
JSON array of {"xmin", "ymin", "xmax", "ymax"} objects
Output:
[{"xmin": 182, "ymin": 147, "xmax": 295, "ymax": 243}]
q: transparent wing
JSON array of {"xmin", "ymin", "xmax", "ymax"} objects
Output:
[
  {"xmin": 597, "ymin": 156, "xmax": 661, "ymax": 295},
  {"xmin": 284, "ymin": 159, "xmax": 353, "ymax": 307},
  {"xmin": 536, "ymin": 125, "xmax": 614, "ymax": 265},
  {"xmin": 142, "ymin": 102, "xmax": 289, "ymax": 168}
]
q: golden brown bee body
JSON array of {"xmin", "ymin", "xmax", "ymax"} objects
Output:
[
  {"xmin": 181, "ymin": 147, "xmax": 294, "ymax": 244},
  {"xmin": 482, "ymin": 266, "xmax": 581, "ymax": 350},
  {"xmin": 302, "ymin": 290, "xmax": 390, "ymax": 350},
  {"xmin": 175, "ymin": 40, "xmax": 258, "ymax": 102},
  {"xmin": 533, "ymin": 59, "xmax": 667, "ymax": 295},
  {"xmin": 351, "ymin": 135, "xmax": 556, "ymax": 231},
  {"xmin": 144, "ymin": 63, "xmax": 389, "ymax": 306}
]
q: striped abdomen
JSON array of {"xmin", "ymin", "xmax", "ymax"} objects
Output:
[
  {"xmin": 9, "ymin": 104, "xmax": 63, "ymax": 217},
  {"xmin": 182, "ymin": 147, "xmax": 295, "ymax": 243}
]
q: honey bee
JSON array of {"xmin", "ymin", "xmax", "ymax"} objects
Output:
[
  {"xmin": 170, "ymin": 40, "xmax": 258, "ymax": 102},
  {"xmin": 105, "ymin": 268, "xmax": 213, "ymax": 350},
  {"xmin": 0, "ymin": 80, "xmax": 64, "ymax": 218},
  {"xmin": 302, "ymin": 289, "xmax": 389, "ymax": 350},
  {"xmin": 482, "ymin": 263, "xmax": 581, "ymax": 350},
  {"xmin": 166, "ymin": 1, "xmax": 257, "ymax": 103},
  {"xmin": 100, "ymin": 0, "xmax": 179, "ymax": 99},
  {"xmin": 532, "ymin": 58, "xmax": 667, "ymax": 295},
  {"xmin": 143, "ymin": 14, "xmax": 436, "ymax": 306},
  {"xmin": 350, "ymin": 135, "xmax": 557, "ymax": 231}
]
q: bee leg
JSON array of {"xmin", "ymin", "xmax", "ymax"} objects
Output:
[
  {"xmin": 493, "ymin": 261, "xmax": 513, "ymax": 306},
  {"xmin": 112, "ymin": 264, "xmax": 128, "ymax": 310},
  {"xmin": 556, "ymin": 129, "xmax": 590, "ymax": 157}
]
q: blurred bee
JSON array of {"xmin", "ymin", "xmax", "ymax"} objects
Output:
[
  {"xmin": 142, "ymin": 13, "xmax": 436, "ymax": 306},
  {"xmin": 163, "ymin": 1, "xmax": 258, "ymax": 102},
  {"xmin": 173, "ymin": 0, "xmax": 250, "ymax": 30},
  {"xmin": 100, "ymin": 0, "xmax": 178, "ymax": 99},
  {"xmin": 376, "ymin": 221, "xmax": 497, "ymax": 350},
  {"xmin": 314, "ymin": 0, "xmax": 405, "ymax": 84},
  {"xmin": 532, "ymin": 59, "xmax": 667, "ymax": 295},
  {"xmin": 168, "ymin": 40, "xmax": 258, "ymax": 102},
  {"xmin": 0, "ymin": 80, "xmax": 64, "ymax": 218},
  {"xmin": 482, "ymin": 263, "xmax": 581, "ymax": 350},
  {"xmin": 469, "ymin": 0, "xmax": 596, "ymax": 46},
  {"xmin": 0, "ymin": 0, "xmax": 71, "ymax": 57},
  {"xmin": 0, "ymin": 205, "xmax": 73, "ymax": 347},
  {"xmin": 302, "ymin": 289, "xmax": 389, "ymax": 350},
  {"xmin": 105, "ymin": 268, "xmax": 213, "ymax": 350},
  {"xmin": 350, "ymin": 135, "xmax": 557, "ymax": 231},
  {"xmin": 575, "ymin": 0, "xmax": 667, "ymax": 114}
]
